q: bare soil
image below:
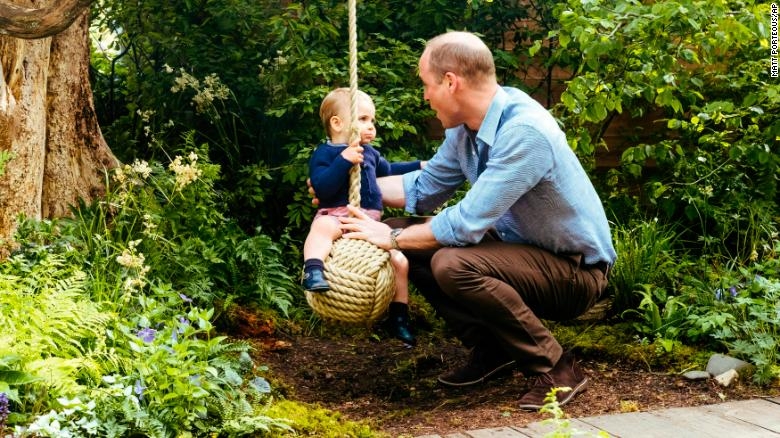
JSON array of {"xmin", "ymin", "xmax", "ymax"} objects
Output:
[{"xmin": 230, "ymin": 309, "xmax": 779, "ymax": 437}]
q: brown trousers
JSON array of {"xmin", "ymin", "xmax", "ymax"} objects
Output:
[{"xmin": 385, "ymin": 217, "xmax": 608, "ymax": 374}]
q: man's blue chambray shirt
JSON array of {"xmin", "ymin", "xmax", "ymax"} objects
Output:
[{"xmin": 402, "ymin": 86, "xmax": 617, "ymax": 266}]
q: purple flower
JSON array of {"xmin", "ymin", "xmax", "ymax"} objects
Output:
[
  {"xmin": 189, "ymin": 374, "xmax": 202, "ymax": 387},
  {"xmin": 137, "ymin": 327, "xmax": 157, "ymax": 343},
  {"xmin": 729, "ymin": 286, "xmax": 738, "ymax": 298},
  {"xmin": 179, "ymin": 293, "xmax": 193, "ymax": 303},
  {"xmin": 173, "ymin": 317, "xmax": 191, "ymax": 339},
  {"xmin": 134, "ymin": 380, "xmax": 145, "ymax": 401},
  {"xmin": 0, "ymin": 392, "xmax": 10, "ymax": 425}
]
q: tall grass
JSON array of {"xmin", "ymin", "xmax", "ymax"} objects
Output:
[{"xmin": 608, "ymin": 219, "xmax": 680, "ymax": 314}]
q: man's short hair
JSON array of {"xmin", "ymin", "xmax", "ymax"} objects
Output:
[{"xmin": 424, "ymin": 32, "xmax": 496, "ymax": 84}]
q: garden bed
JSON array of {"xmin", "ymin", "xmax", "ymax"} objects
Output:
[{"xmin": 242, "ymin": 317, "xmax": 779, "ymax": 437}]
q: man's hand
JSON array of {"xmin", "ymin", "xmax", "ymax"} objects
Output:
[
  {"xmin": 339, "ymin": 205, "xmax": 393, "ymax": 250},
  {"xmin": 306, "ymin": 178, "xmax": 319, "ymax": 206}
]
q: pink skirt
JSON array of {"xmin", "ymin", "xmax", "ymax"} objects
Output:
[{"xmin": 315, "ymin": 206, "xmax": 382, "ymax": 221}]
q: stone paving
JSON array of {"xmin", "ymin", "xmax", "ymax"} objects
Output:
[{"xmin": 414, "ymin": 397, "xmax": 780, "ymax": 438}]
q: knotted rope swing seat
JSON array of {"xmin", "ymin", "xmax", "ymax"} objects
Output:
[{"xmin": 304, "ymin": 0, "xmax": 396, "ymax": 324}]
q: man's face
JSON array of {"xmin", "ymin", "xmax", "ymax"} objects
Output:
[{"xmin": 419, "ymin": 52, "xmax": 456, "ymax": 128}]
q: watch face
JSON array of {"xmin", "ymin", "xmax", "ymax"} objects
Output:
[{"xmin": 391, "ymin": 228, "xmax": 402, "ymax": 249}]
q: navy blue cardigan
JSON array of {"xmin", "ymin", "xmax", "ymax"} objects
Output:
[{"xmin": 309, "ymin": 142, "xmax": 421, "ymax": 211}]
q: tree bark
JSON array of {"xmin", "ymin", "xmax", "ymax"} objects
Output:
[
  {"xmin": 0, "ymin": 0, "xmax": 92, "ymax": 39},
  {"xmin": 0, "ymin": 0, "xmax": 117, "ymax": 249}
]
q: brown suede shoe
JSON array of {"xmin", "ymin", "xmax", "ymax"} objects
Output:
[{"xmin": 517, "ymin": 351, "xmax": 589, "ymax": 410}]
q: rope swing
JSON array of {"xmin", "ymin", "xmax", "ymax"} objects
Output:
[{"xmin": 304, "ymin": 0, "xmax": 396, "ymax": 324}]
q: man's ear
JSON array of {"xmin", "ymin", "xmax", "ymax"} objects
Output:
[{"xmin": 443, "ymin": 72, "xmax": 458, "ymax": 92}]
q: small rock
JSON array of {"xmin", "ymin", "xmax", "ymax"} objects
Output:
[
  {"xmin": 682, "ymin": 370, "xmax": 711, "ymax": 380},
  {"xmin": 714, "ymin": 368, "xmax": 739, "ymax": 387},
  {"xmin": 706, "ymin": 353, "xmax": 753, "ymax": 377}
]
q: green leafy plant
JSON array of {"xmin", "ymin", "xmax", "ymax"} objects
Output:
[
  {"xmin": 709, "ymin": 269, "xmax": 780, "ymax": 385},
  {"xmin": 538, "ymin": 387, "xmax": 609, "ymax": 437},
  {"xmin": 608, "ymin": 219, "xmax": 680, "ymax": 313},
  {"xmin": 2, "ymin": 141, "xmax": 299, "ymax": 434},
  {"xmin": 0, "ymin": 248, "xmax": 115, "ymax": 424},
  {"xmin": 621, "ymin": 284, "xmax": 690, "ymax": 344},
  {"xmin": 0, "ymin": 150, "xmax": 11, "ymax": 177},
  {"xmin": 545, "ymin": 0, "xmax": 778, "ymax": 265},
  {"xmin": 60, "ymin": 135, "xmax": 294, "ymax": 315}
]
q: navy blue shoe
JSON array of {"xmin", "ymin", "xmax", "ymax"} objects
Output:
[
  {"xmin": 302, "ymin": 268, "xmax": 330, "ymax": 292},
  {"xmin": 390, "ymin": 314, "xmax": 416, "ymax": 346}
]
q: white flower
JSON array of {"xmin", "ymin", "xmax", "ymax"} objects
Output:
[
  {"xmin": 112, "ymin": 166, "xmax": 127, "ymax": 183},
  {"xmin": 131, "ymin": 160, "xmax": 152, "ymax": 178},
  {"xmin": 169, "ymin": 155, "xmax": 203, "ymax": 190},
  {"xmin": 116, "ymin": 248, "xmax": 145, "ymax": 269},
  {"xmin": 136, "ymin": 109, "xmax": 155, "ymax": 123}
]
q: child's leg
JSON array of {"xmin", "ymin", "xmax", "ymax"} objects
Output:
[
  {"xmin": 303, "ymin": 215, "xmax": 343, "ymax": 261},
  {"xmin": 389, "ymin": 249, "xmax": 409, "ymax": 304},
  {"xmin": 302, "ymin": 216, "xmax": 342, "ymax": 292},
  {"xmin": 387, "ymin": 249, "xmax": 415, "ymax": 345}
]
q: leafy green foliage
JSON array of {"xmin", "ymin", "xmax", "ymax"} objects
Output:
[
  {"xmin": 0, "ymin": 249, "xmax": 113, "ymax": 421},
  {"xmin": 538, "ymin": 387, "xmax": 610, "ymax": 437},
  {"xmin": 234, "ymin": 233, "xmax": 295, "ymax": 316},
  {"xmin": 692, "ymin": 245, "xmax": 780, "ymax": 384},
  {"xmin": 60, "ymin": 134, "xmax": 295, "ymax": 314},
  {"xmin": 547, "ymin": 0, "xmax": 778, "ymax": 263},
  {"xmin": 2, "ymin": 146, "xmax": 300, "ymax": 434},
  {"xmin": 621, "ymin": 284, "xmax": 690, "ymax": 341},
  {"xmin": 0, "ymin": 150, "xmax": 11, "ymax": 177},
  {"xmin": 711, "ymin": 276, "xmax": 780, "ymax": 384},
  {"xmin": 608, "ymin": 219, "xmax": 681, "ymax": 313}
]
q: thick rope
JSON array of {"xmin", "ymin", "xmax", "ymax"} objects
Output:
[
  {"xmin": 347, "ymin": 0, "xmax": 361, "ymax": 208},
  {"xmin": 305, "ymin": 0, "xmax": 395, "ymax": 324}
]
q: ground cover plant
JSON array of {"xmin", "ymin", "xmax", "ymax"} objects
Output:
[
  {"xmin": 0, "ymin": 144, "xmax": 298, "ymax": 436},
  {"xmin": 1, "ymin": 0, "xmax": 778, "ymax": 435}
]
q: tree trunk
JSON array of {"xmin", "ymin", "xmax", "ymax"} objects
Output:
[{"xmin": 0, "ymin": 0, "xmax": 116, "ymax": 249}]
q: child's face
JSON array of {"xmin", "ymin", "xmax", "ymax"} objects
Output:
[
  {"xmin": 354, "ymin": 98, "xmax": 376, "ymax": 144},
  {"xmin": 330, "ymin": 96, "xmax": 376, "ymax": 144}
]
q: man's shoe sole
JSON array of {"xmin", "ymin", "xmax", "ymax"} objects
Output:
[
  {"xmin": 517, "ymin": 376, "xmax": 589, "ymax": 410},
  {"xmin": 437, "ymin": 360, "xmax": 516, "ymax": 387}
]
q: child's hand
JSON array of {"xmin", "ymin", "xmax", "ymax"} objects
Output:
[{"xmin": 341, "ymin": 144, "xmax": 364, "ymax": 164}]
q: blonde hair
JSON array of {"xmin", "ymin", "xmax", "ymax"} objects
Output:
[
  {"xmin": 319, "ymin": 87, "xmax": 372, "ymax": 138},
  {"xmin": 423, "ymin": 31, "xmax": 495, "ymax": 85}
]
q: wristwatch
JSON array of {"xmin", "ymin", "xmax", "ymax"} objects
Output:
[{"xmin": 389, "ymin": 228, "xmax": 403, "ymax": 250}]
